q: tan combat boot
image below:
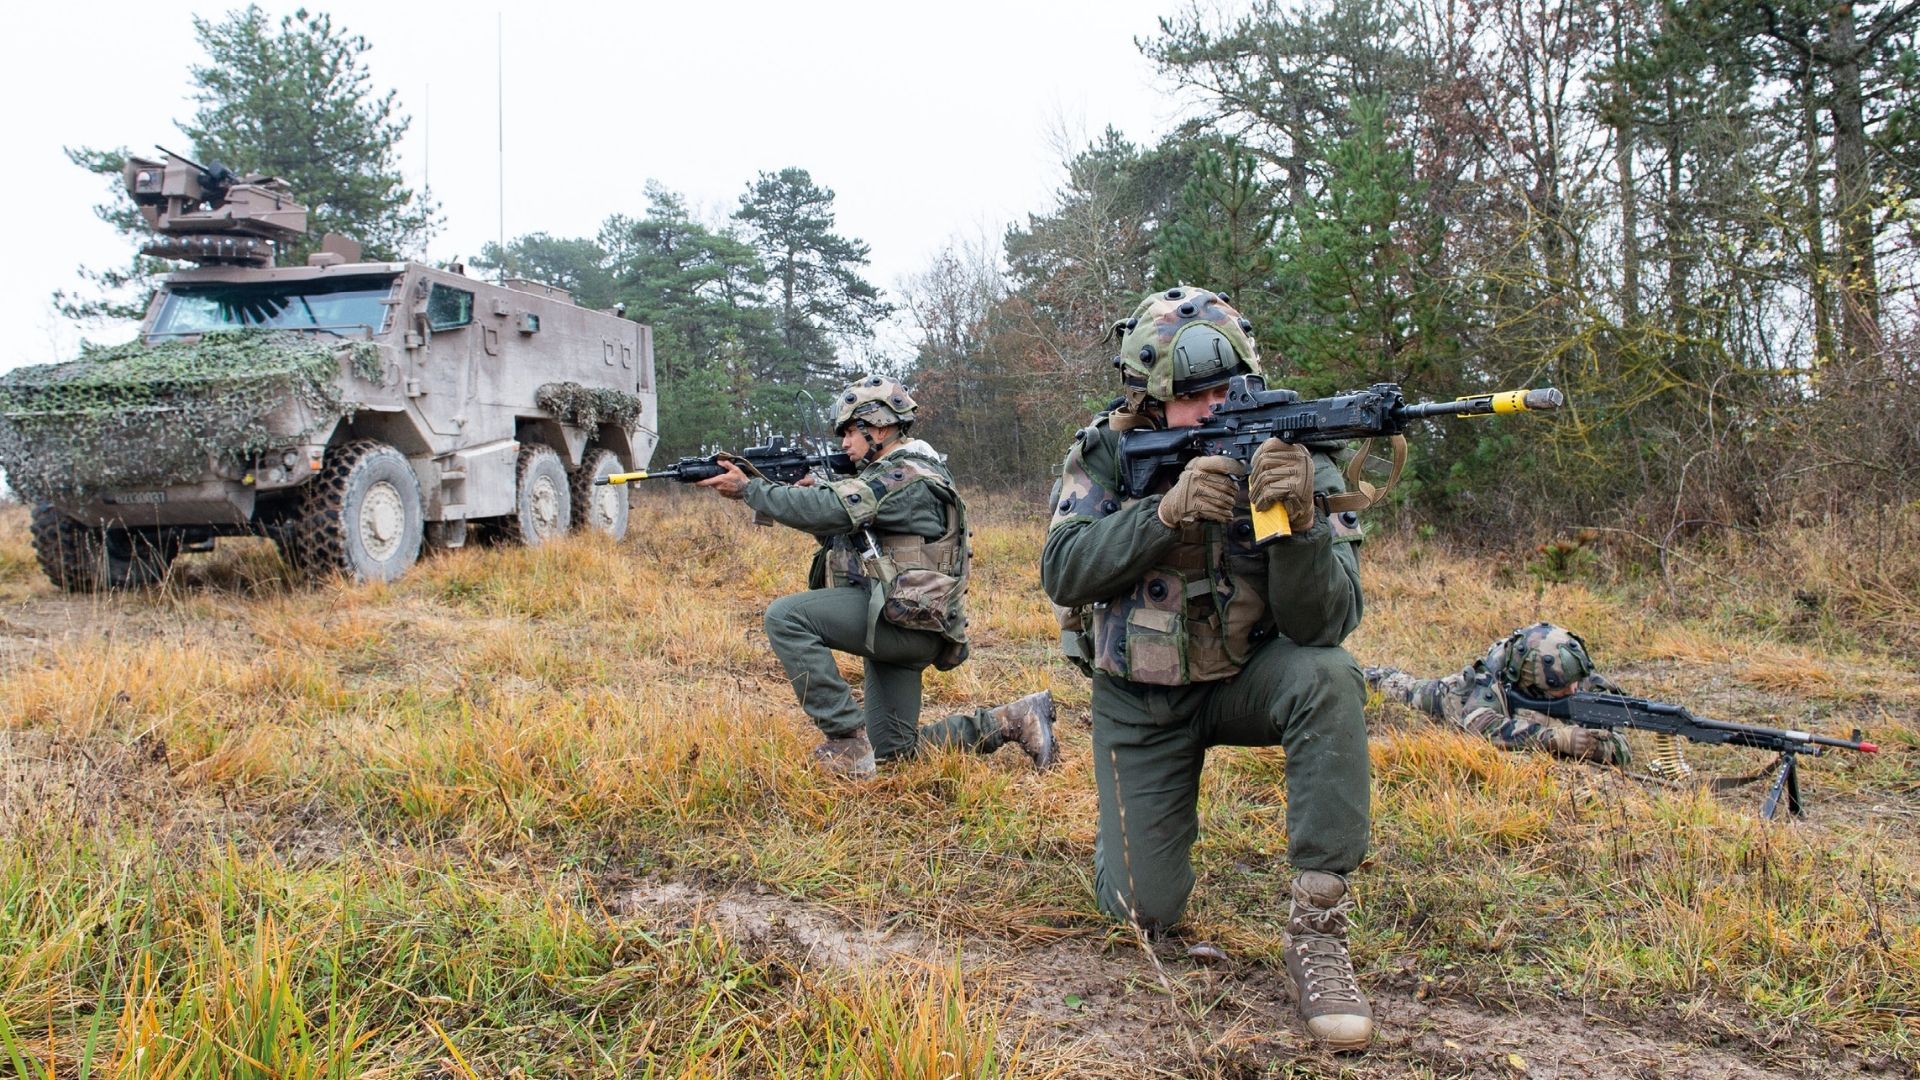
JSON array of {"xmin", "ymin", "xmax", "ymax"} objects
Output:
[
  {"xmin": 1283, "ymin": 870, "xmax": 1373, "ymax": 1051},
  {"xmin": 982, "ymin": 690, "xmax": 1059, "ymax": 769},
  {"xmin": 811, "ymin": 732, "xmax": 876, "ymax": 780}
]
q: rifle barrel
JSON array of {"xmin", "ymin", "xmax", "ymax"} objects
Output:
[
  {"xmin": 594, "ymin": 470, "xmax": 661, "ymax": 485},
  {"xmin": 1399, "ymin": 387, "xmax": 1565, "ymax": 421}
]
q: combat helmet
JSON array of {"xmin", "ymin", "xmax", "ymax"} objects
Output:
[
  {"xmin": 1501, "ymin": 623, "xmax": 1595, "ymax": 694},
  {"xmin": 1113, "ymin": 286, "xmax": 1263, "ymax": 401},
  {"xmin": 832, "ymin": 375, "xmax": 917, "ymax": 434}
]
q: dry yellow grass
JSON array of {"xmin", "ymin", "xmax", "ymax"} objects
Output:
[{"xmin": 0, "ymin": 490, "xmax": 1915, "ymax": 1077}]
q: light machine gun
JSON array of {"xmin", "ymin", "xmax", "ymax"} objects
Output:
[
  {"xmin": 1504, "ymin": 688, "xmax": 1878, "ymax": 819},
  {"xmin": 1116, "ymin": 375, "xmax": 1565, "ymax": 543},
  {"xmin": 596, "ymin": 436, "xmax": 856, "ymax": 487}
]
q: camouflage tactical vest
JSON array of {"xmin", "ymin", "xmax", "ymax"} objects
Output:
[
  {"xmin": 821, "ymin": 444, "xmax": 970, "ymax": 649},
  {"xmin": 1048, "ymin": 417, "xmax": 1275, "ymax": 686}
]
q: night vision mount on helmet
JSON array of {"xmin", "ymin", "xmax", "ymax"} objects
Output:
[{"xmin": 1112, "ymin": 286, "xmax": 1263, "ymax": 401}]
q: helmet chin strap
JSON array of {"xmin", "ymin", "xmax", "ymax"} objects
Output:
[{"xmin": 853, "ymin": 421, "xmax": 899, "ymax": 465}]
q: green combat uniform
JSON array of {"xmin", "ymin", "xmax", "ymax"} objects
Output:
[
  {"xmin": 739, "ymin": 376, "xmax": 1056, "ymax": 777},
  {"xmin": 1365, "ymin": 622, "xmax": 1630, "ymax": 765},
  {"xmin": 1043, "ymin": 285, "xmax": 1374, "ymax": 1051},
  {"xmin": 1044, "ymin": 420, "xmax": 1369, "ymax": 924}
]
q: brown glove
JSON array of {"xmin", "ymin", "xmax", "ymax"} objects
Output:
[
  {"xmin": 1249, "ymin": 438, "xmax": 1315, "ymax": 531},
  {"xmin": 1542, "ymin": 725, "xmax": 1631, "ymax": 766},
  {"xmin": 1157, "ymin": 455, "xmax": 1244, "ymax": 528}
]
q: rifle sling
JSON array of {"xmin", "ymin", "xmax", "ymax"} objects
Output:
[{"xmin": 1329, "ymin": 435, "xmax": 1407, "ymax": 513}]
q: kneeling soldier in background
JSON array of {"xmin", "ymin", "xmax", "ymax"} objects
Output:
[{"xmin": 697, "ymin": 375, "xmax": 1056, "ymax": 779}]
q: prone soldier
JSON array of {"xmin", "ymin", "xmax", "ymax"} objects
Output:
[
  {"xmin": 1042, "ymin": 287, "xmax": 1374, "ymax": 1051},
  {"xmin": 696, "ymin": 376, "xmax": 1057, "ymax": 779},
  {"xmin": 1364, "ymin": 622, "xmax": 1633, "ymax": 766}
]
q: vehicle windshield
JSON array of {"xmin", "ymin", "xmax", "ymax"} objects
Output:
[{"xmin": 148, "ymin": 276, "xmax": 398, "ymax": 339}]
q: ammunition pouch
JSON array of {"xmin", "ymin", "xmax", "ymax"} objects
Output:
[
  {"xmin": 882, "ymin": 565, "xmax": 963, "ymax": 634},
  {"xmin": 824, "ymin": 458, "xmax": 971, "ymax": 659},
  {"xmin": 1091, "ymin": 567, "xmax": 1194, "ymax": 686},
  {"xmin": 1055, "ymin": 603, "xmax": 1096, "ymax": 677}
]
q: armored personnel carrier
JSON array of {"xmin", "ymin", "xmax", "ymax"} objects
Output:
[{"xmin": 1, "ymin": 149, "xmax": 656, "ymax": 587}]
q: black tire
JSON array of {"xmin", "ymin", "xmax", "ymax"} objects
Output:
[
  {"xmin": 501, "ymin": 443, "xmax": 571, "ymax": 546},
  {"xmin": 270, "ymin": 525, "xmax": 305, "ymax": 573},
  {"xmin": 29, "ymin": 501, "xmax": 104, "ymax": 592},
  {"xmin": 288, "ymin": 439, "xmax": 423, "ymax": 583},
  {"xmin": 570, "ymin": 447, "xmax": 629, "ymax": 540},
  {"xmin": 102, "ymin": 528, "xmax": 179, "ymax": 588}
]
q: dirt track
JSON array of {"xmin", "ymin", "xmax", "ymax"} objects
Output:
[{"xmin": 613, "ymin": 876, "xmax": 1900, "ymax": 1080}]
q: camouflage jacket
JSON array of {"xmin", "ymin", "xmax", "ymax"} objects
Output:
[
  {"xmin": 1040, "ymin": 414, "xmax": 1363, "ymax": 686},
  {"xmin": 744, "ymin": 439, "xmax": 969, "ymax": 643}
]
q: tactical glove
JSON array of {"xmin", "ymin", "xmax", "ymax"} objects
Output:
[
  {"xmin": 1250, "ymin": 437, "xmax": 1315, "ymax": 531},
  {"xmin": 1543, "ymin": 725, "xmax": 1631, "ymax": 766},
  {"xmin": 1157, "ymin": 455, "xmax": 1243, "ymax": 528}
]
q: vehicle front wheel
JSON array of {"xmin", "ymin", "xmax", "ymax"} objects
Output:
[
  {"xmin": 29, "ymin": 502, "xmax": 103, "ymax": 592},
  {"xmin": 501, "ymin": 443, "xmax": 571, "ymax": 546},
  {"xmin": 289, "ymin": 440, "xmax": 423, "ymax": 583},
  {"xmin": 569, "ymin": 447, "xmax": 629, "ymax": 540}
]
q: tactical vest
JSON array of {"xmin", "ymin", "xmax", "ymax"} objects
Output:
[
  {"xmin": 821, "ymin": 445, "xmax": 971, "ymax": 658},
  {"xmin": 1049, "ymin": 417, "xmax": 1271, "ymax": 686},
  {"xmin": 1050, "ymin": 414, "xmax": 1362, "ymax": 687}
]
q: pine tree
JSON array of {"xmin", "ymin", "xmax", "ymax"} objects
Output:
[
  {"xmin": 1266, "ymin": 97, "xmax": 1456, "ymax": 392},
  {"xmin": 58, "ymin": 5, "xmax": 435, "ymax": 323},
  {"xmin": 1154, "ymin": 140, "xmax": 1278, "ymax": 305},
  {"xmin": 734, "ymin": 169, "xmax": 891, "ymax": 383}
]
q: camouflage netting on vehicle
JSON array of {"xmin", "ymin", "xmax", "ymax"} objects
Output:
[
  {"xmin": 0, "ymin": 330, "xmax": 367, "ymax": 500},
  {"xmin": 536, "ymin": 381, "xmax": 643, "ymax": 430}
]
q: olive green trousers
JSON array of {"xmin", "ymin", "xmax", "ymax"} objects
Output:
[
  {"xmin": 764, "ymin": 586, "xmax": 993, "ymax": 761},
  {"xmin": 1090, "ymin": 638, "xmax": 1369, "ymax": 930}
]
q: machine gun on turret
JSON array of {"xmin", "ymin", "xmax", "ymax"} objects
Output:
[{"xmin": 123, "ymin": 146, "xmax": 308, "ymax": 266}]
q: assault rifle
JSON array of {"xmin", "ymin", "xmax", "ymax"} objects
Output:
[
  {"xmin": 1504, "ymin": 688, "xmax": 1878, "ymax": 819},
  {"xmin": 597, "ymin": 436, "xmax": 855, "ymax": 486},
  {"xmin": 1116, "ymin": 374, "xmax": 1565, "ymax": 541}
]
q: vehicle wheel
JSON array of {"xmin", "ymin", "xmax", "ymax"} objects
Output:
[
  {"xmin": 103, "ymin": 528, "xmax": 179, "ymax": 588},
  {"xmin": 290, "ymin": 439, "xmax": 423, "ymax": 583},
  {"xmin": 270, "ymin": 525, "xmax": 305, "ymax": 572},
  {"xmin": 501, "ymin": 443, "xmax": 571, "ymax": 546},
  {"xmin": 29, "ymin": 501, "xmax": 103, "ymax": 592},
  {"xmin": 570, "ymin": 447, "xmax": 629, "ymax": 540}
]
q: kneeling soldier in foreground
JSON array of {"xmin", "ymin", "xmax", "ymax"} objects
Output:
[
  {"xmin": 1042, "ymin": 287, "xmax": 1373, "ymax": 1051},
  {"xmin": 697, "ymin": 376, "xmax": 1056, "ymax": 779}
]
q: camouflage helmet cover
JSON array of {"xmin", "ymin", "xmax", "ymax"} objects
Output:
[
  {"xmin": 1501, "ymin": 622, "xmax": 1596, "ymax": 694},
  {"xmin": 1114, "ymin": 286, "xmax": 1263, "ymax": 401},
  {"xmin": 832, "ymin": 375, "xmax": 917, "ymax": 434}
]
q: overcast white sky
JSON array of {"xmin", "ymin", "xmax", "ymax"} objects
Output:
[{"xmin": 2, "ymin": 0, "xmax": 1200, "ymax": 371}]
